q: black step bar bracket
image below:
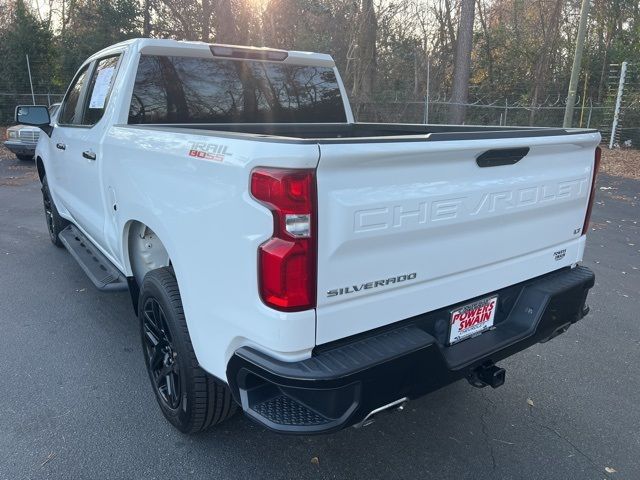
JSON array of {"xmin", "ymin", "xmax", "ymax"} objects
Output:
[{"xmin": 58, "ymin": 225, "xmax": 128, "ymax": 291}]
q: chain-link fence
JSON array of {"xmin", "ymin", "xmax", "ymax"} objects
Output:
[
  {"xmin": 3, "ymin": 93, "xmax": 612, "ymax": 129},
  {"xmin": 2, "ymin": 77, "xmax": 637, "ymax": 151},
  {"xmin": 600, "ymin": 62, "xmax": 640, "ymax": 148},
  {"xmin": 352, "ymin": 61, "xmax": 639, "ymax": 149},
  {"xmin": 353, "ymin": 98, "xmax": 611, "ymax": 130},
  {"xmin": 0, "ymin": 93, "xmax": 65, "ymax": 125}
]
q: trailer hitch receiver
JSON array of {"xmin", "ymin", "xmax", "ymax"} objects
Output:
[{"xmin": 467, "ymin": 362, "xmax": 506, "ymax": 389}]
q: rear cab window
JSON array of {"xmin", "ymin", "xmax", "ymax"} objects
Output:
[{"xmin": 128, "ymin": 55, "xmax": 347, "ymax": 124}]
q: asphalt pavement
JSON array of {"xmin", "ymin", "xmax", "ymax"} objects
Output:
[{"xmin": 0, "ymin": 152, "xmax": 638, "ymax": 480}]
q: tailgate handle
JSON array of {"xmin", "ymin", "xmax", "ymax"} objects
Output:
[{"xmin": 476, "ymin": 147, "xmax": 529, "ymax": 167}]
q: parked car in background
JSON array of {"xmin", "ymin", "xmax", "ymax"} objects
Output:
[
  {"xmin": 4, "ymin": 103, "xmax": 60, "ymax": 161},
  {"xmin": 4, "ymin": 124, "xmax": 40, "ymax": 160}
]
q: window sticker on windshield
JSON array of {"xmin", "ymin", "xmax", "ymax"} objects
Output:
[{"xmin": 89, "ymin": 66, "xmax": 115, "ymax": 109}]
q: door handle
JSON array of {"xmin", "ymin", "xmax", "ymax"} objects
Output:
[
  {"xmin": 476, "ymin": 147, "xmax": 529, "ymax": 167},
  {"xmin": 82, "ymin": 150, "xmax": 97, "ymax": 161},
  {"xmin": 56, "ymin": 143, "xmax": 66, "ymax": 150}
]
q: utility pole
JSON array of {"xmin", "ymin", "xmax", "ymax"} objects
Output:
[
  {"xmin": 424, "ymin": 56, "xmax": 430, "ymax": 124},
  {"xmin": 563, "ymin": 0, "xmax": 591, "ymax": 128},
  {"xmin": 26, "ymin": 54, "xmax": 35, "ymax": 105}
]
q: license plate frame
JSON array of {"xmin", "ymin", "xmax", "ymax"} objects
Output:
[{"xmin": 448, "ymin": 295, "xmax": 498, "ymax": 345}]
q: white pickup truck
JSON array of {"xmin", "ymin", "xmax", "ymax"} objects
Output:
[{"xmin": 17, "ymin": 38, "xmax": 600, "ymax": 435}]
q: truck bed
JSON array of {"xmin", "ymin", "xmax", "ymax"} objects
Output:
[{"xmin": 128, "ymin": 122, "xmax": 598, "ymax": 143}]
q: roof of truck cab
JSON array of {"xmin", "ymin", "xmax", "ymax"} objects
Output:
[{"xmin": 87, "ymin": 38, "xmax": 335, "ymax": 67}]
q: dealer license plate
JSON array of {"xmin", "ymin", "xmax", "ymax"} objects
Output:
[{"xmin": 448, "ymin": 295, "xmax": 498, "ymax": 345}]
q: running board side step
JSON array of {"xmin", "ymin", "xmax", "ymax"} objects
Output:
[{"xmin": 58, "ymin": 225, "xmax": 128, "ymax": 291}]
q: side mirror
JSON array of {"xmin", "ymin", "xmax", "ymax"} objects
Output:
[{"xmin": 15, "ymin": 105, "xmax": 52, "ymax": 136}]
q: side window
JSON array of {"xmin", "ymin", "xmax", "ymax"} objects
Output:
[
  {"xmin": 59, "ymin": 64, "xmax": 90, "ymax": 125},
  {"xmin": 83, "ymin": 55, "xmax": 120, "ymax": 125}
]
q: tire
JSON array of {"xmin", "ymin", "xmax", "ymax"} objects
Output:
[
  {"xmin": 16, "ymin": 154, "xmax": 34, "ymax": 161},
  {"xmin": 139, "ymin": 267, "xmax": 236, "ymax": 433},
  {"xmin": 41, "ymin": 175, "xmax": 69, "ymax": 248}
]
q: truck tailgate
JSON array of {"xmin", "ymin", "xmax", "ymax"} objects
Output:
[{"xmin": 315, "ymin": 132, "xmax": 600, "ymax": 344}]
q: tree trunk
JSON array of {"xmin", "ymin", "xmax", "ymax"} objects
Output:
[
  {"xmin": 448, "ymin": 0, "xmax": 475, "ymax": 124},
  {"xmin": 215, "ymin": 0, "xmax": 237, "ymax": 43},
  {"xmin": 476, "ymin": 0, "xmax": 493, "ymax": 87},
  {"xmin": 202, "ymin": 0, "xmax": 212, "ymax": 42},
  {"xmin": 62, "ymin": 0, "xmax": 77, "ymax": 34},
  {"xmin": 443, "ymin": 0, "xmax": 457, "ymax": 48},
  {"xmin": 143, "ymin": 0, "xmax": 151, "ymax": 37},
  {"xmin": 413, "ymin": 46, "xmax": 419, "ymax": 97},
  {"xmin": 357, "ymin": 0, "xmax": 377, "ymax": 101},
  {"xmin": 528, "ymin": 0, "xmax": 563, "ymax": 125}
]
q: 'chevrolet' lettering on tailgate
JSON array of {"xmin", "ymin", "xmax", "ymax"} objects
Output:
[{"xmin": 353, "ymin": 177, "xmax": 589, "ymax": 233}]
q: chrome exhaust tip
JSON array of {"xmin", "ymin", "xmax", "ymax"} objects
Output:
[{"xmin": 354, "ymin": 397, "xmax": 409, "ymax": 428}]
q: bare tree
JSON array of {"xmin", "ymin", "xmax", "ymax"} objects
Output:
[
  {"xmin": 5, "ymin": 0, "xmax": 639, "ymax": 129},
  {"xmin": 448, "ymin": 0, "xmax": 475, "ymax": 124},
  {"xmin": 201, "ymin": 0, "xmax": 212, "ymax": 42},
  {"xmin": 143, "ymin": 0, "xmax": 151, "ymax": 37},
  {"xmin": 215, "ymin": 0, "xmax": 237, "ymax": 43},
  {"xmin": 353, "ymin": 0, "xmax": 377, "ymax": 101},
  {"xmin": 528, "ymin": 0, "xmax": 563, "ymax": 125},
  {"xmin": 476, "ymin": 0, "xmax": 492, "ymax": 87},
  {"xmin": 158, "ymin": 0, "xmax": 196, "ymax": 40}
]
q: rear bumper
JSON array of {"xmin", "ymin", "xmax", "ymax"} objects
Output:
[
  {"xmin": 3, "ymin": 141, "xmax": 36, "ymax": 156},
  {"xmin": 227, "ymin": 266, "xmax": 595, "ymax": 434}
]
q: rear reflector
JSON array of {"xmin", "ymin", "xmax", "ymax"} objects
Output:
[
  {"xmin": 210, "ymin": 45, "xmax": 288, "ymax": 61},
  {"xmin": 582, "ymin": 146, "xmax": 602, "ymax": 235},
  {"xmin": 251, "ymin": 168, "xmax": 316, "ymax": 311}
]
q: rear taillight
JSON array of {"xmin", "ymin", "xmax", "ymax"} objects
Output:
[
  {"xmin": 251, "ymin": 167, "xmax": 316, "ymax": 311},
  {"xmin": 582, "ymin": 146, "xmax": 602, "ymax": 235}
]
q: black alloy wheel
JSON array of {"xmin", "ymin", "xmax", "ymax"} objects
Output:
[
  {"xmin": 142, "ymin": 297, "xmax": 181, "ymax": 410},
  {"xmin": 138, "ymin": 267, "xmax": 237, "ymax": 433},
  {"xmin": 42, "ymin": 189, "xmax": 56, "ymax": 242},
  {"xmin": 41, "ymin": 176, "xmax": 67, "ymax": 247}
]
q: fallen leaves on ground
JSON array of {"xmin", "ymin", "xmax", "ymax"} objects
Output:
[{"xmin": 601, "ymin": 148, "xmax": 640, "ymax": 180}]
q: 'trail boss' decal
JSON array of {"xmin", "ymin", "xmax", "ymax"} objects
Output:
[
  {"xmin": 327, "ymin": 273, "xmax": 417, "ymax": 297},
  {"xmin": 188, "ymin": 142, "xmax": 231, "ymax": 162}
]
